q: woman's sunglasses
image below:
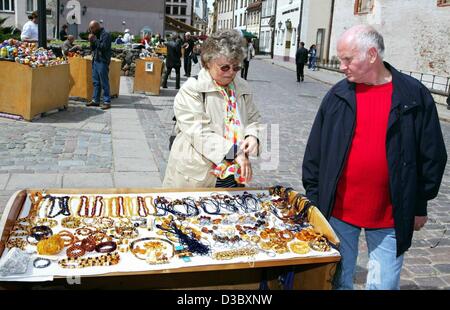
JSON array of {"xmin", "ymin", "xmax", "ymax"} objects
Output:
[{"xmin": 218, "ymin": 64, "xmax": 242, "ymax": 72}]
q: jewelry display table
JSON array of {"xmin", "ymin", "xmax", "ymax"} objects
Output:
[{"xmin": 0, "ymin": 187, "xmax": 340, "ymax": 290}]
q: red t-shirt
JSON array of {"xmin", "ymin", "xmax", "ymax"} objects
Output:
[{"xmin": 332, "ymin": 81, "xmax": 395, "ymax": 228}]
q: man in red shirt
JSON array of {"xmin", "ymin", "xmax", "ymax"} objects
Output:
[{"xmin": 302, "ymin": 25, "xmax": 447, "ymax": 289}]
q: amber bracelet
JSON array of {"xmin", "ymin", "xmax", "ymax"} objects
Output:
[
  {"xmin": 58, "ymin": 252, "xmax": 120, "ymax": 269},
  {"xmin": 80, "ymin": 237, "xmax": 96, "ymax": 252},
  {"xmin": 57, "ymin": 230, "xmax": 78, "ymax": 247},
  {"xmin": 61, "ymin": 216, "xmax": 82, "ymax": 229},
  {"xmin": 30, "ymin": 225, "xmax": 53, "ymax": 241},
  {"xmin": 75, "ymin": 227, "xmax": 96, "ymax": 236},
  {"xmin": 66, "ymin": 244, "xmax": 86, "ymax": 258},
  {"xmin": 33, "ymin": 218, "xmax": 58, "ymax": 228},
  {"xmin": 95, "ymin": 241, "xmax": 117, "ymax": 253}
]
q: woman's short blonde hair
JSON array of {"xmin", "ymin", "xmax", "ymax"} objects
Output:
[{"xmin": 201, "ymin": 30, "xmax": 246, "ymax": 67}]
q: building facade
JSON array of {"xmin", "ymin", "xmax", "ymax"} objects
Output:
[
  {"xmin": 273, "ymin": 0, "xmax": 333, "ymax": 64},
  {"xmin": 194, "ymin": 0, "xmax": 207, "ymax": 19},
  {"xmin": 273, "ymin": 0, "xmax": 301, "ymax": 62},
  {"xmin": 246, "ymin": 0, "xmax": 261, "ymax": 38},
  {"xmin": 329, "ymin": 0, "xmax": 450, "ymax": 78},
  {"xmin": 166, "ymin": 0, "xmax": 193, "ymax": 25},
  {"xmin": 233, "ymin": 0, "xmax": 246, "ymax": 31},
  {"xmin": 259, "ymin": 0, "xmax": 276, "ymax": 55},
  {"xmin": 207, "ymin": 7, "xmax": 216, "ymax": 34},
  {"xmin": 0, "ymin": 0, "xmax": 58, "ymax": 38},
  {"xmin": 56, "ymin": 0, "xmax": 165, "ymax": 38},
  {"xmin": 193, "ymin": 0, "xmax": 207, "ymax": 34},
  {"xmin": 217, "ymin": 0, "xmax": 233, "ymax": 30},
  {"xmin": 193, "ymin": 12, "xmax": 207, "ymax": 34}
]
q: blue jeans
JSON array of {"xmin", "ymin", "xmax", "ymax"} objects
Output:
[
  {"xmin": 329, "ymin": 217, "xmax": 404, "ymax": 290},
  {"xmin": 92, "ymin": 60, "xmax": 111, "ymax": 104},
  {"xmin": 309, "ymin": 57, "xmax": 317, "ymax": 70}
]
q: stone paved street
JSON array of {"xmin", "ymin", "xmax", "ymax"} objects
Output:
[{"xmin": 0, "ymin": 57, "xmax": 449, "ymax": 289}]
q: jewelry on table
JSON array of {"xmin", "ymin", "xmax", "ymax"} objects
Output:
[{"xmin": 33, "ymin": 257, "xmax": 51, "ymax": 269}]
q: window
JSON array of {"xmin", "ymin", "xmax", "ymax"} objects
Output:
[
  {"xmin": 0, "ymin": 0, "xmax": 14, "ymax": 12},
  {"xmin": 240, "ymin": 13, "xmax": 242, "ymax": 26},
  {"xmin": 173, "ymin": 6, "xmax": 179, "ymax": 15},
  {"xmin": 181, "ymin": 6, "xmax": 186, "ymax": 15},
  {"xmin": 241, "ymin": 0, "xmax": 243, "ymax": 8},
  {"xmin": 354, "ymin": 0, "xmax": 374, "ymax": 14},
  {"xmin": 437, "ymin": 0, "xmax": 450, "ymax": 6},
  {"xmin": 166, "ymin": 5, "xmax": 171, "ymax": 14},
  {"xmin": 180, "ymin": 18, "xmax": 186, "ymax": 23},
  {"xmin": 234, "ymin": 15, "xmax": 237, "ymax": 27},
  {"xmin": 26, "ymin": 0, "xmax": 34, "ymax": 13},
  {"xmin": 235, "ymin": 0, "xmax": 238, "ymax": 10}
]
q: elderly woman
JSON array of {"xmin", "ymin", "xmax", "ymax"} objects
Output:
[{"xmin": 163, "ymin": 30, "xmax": 262, "ymax": 188}]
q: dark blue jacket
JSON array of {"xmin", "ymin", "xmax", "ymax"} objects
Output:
[
  {"xmin": 166, "ymin": 39, "xmax": 182, "ymax": 68},
  {"xmin": 90, "ymin": 28, "xmax": 112, "ymax": 64},
  {"xmin": 302, "ymin": 62, "xmax": 447, "ymax": 256}
]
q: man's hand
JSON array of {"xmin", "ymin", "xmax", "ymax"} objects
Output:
[
  {"xmin": 414, "ymin": 216, "xmax": 428, "ymax": 231},
  {"xmin": 88, "ymin": 33, "xmax": 96, "ymax": 42},
  {"xmin": 240, "ymin": 136, "xmax": 258, "ymax": 157},
  {"xmin": 235, "ymin": 152, "xmax": 252, "ymax": 183}
]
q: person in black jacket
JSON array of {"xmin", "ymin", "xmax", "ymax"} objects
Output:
[
  {"xmin": 59, "ymin": 24, "xmax": 68, "ymax": 41},
  {"xmin": 162, "ymin": 34, "xmax": 182, "ymax": 89},
  {"xmin": 182, "ymin": 32, "xmax": 196, "ymax": 77},
  {"xmin": 86, "ymin": 20, "xmax": 112, "ymax": 110},
  {"xmin": 295, "ymin": 42, "xmax": 308, "ymax": 82},
  {"xmin": 302, "ymin": 25, "xmax": 447, "ymax": 290}
]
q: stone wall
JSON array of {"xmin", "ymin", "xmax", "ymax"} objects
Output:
[{"xmin": 329, "ymin": 0, "xmax": 450, "ymax": 78}]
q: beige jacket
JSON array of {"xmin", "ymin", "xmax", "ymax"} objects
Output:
[{"xmin": 163, "ymin": 68, "xmax": 262, "ymax": 188}]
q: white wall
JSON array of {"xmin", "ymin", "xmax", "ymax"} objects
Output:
[
  {"xmin": 273, "ymin": 0, "xmax": 301, "ymax": 62},
  {"xmin": 330, "ymin": 0, "xmax": 450, "ymax": 77},
  {"xmin": 299, "ymin": 0, "xmax": 332, "ymax": 60}
]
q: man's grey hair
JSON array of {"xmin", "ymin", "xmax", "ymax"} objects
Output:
[
  {"xmin": 201, "ymin": 30, "xmax": 246, "ymax": 66},
  {"xmin": 340, "ymin": 25, "xmax": 385, "ymax": 59}
]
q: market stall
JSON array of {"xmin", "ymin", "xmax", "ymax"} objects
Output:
[
  {"xmin": 133, "ymin": 57, "xmax": 164, "ymax": 96},
  {"xmin": 0, "ymin": 186, "xmax": 340, "ymax": 289},
  {"xmin": 0, "ymin": 40, "xmax": 69, "ymax": 121},
  {"xmin": 68, "ymin": 56, "xmax": 121, "ymax": 101}
]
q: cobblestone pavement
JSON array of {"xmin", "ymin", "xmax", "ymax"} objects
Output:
[{"xmin": 0, "ymin": 58, "xmax": 449, "ymax": 289}]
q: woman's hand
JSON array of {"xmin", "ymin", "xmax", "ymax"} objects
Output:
[
  {"xmin": 240, "ymin": 136, "xmax": 259, "ymax": 157},
  {"xmin": 235, "ymin": 152, "xmax": 252, "ymax": 183}
]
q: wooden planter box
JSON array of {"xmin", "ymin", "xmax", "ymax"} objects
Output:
[
  {"xmin": 0, "ymin": 187, "xmax": 340, "ymax": 289},
  {"xmin": 0, "ymin": 61, "xmax": 69, "ymax": 121},
  {"xmin": 133, "ymin": 57, "xmax": 164, "ymax": 95},
  {"xmin": 68, "ymin": 57, "xmax": 121, "ymax": 101}
]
